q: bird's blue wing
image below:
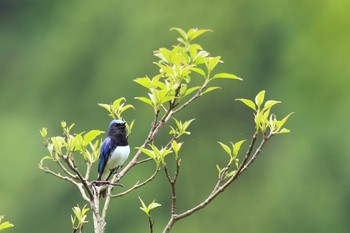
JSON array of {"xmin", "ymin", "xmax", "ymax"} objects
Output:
[{"xmin": 97, "ymin": 137, "xmax": 114, "ymax": 180}]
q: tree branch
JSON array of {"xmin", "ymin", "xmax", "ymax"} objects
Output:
[
  {"xmin": 172, "ymin": 80, "xmax": 209, "ymax": 115},
  {"xmin": 65, "ymin": 157, "xmax": 94, "ymax": 200},
  {"xmin": 111, "ymin": 167, "xmax": 160, "ymax": 198}
]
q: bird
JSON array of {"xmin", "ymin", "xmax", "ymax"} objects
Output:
[{"xmin": 97, "ymin": 119, "xmax": 130, "ymax": 196}]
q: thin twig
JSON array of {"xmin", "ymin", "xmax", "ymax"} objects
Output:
[
  {"xmin": 135, "ymin": 157, "xmax": 153, "ymax": 165},
  {"xmin": 172, "ymin": 80, "xmax": 209, "ymax": 115},
  {"xmin": 148, "ymin": 216, "xmax": 154, "ymax": 233},
  {"xmin": 111, "ymin": 167, "xmax": 160, "ymax": 198},
  {"xmin": 85, "ymin": 163, "xmax": 92, "ymax": 180},
  {"xmin": 40, "ymin": 165, "xmax": 90, "ymax": 202},
  {"xmin": 65, "ymin": 157, "xmax": 94, "ymax": 200}
]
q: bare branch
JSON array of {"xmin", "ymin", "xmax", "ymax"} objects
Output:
[
  {"xmin": 56, "ymin": 159, "xmax": 77, "ymax": 179},
  {"xmin": 65, "ymin": 157, "xmax": 94, "ymax": 200},
  {"xmin": 39, "ymin": 165, "xmax": 90, "ymax": 202},
  {"xmin": 85, "ymin": 163, "xmax": 92, "ymax": 180},
  {"xmin": 111, "ymin": 167, "xmax": 160, "ymax": 198},
  {"xmin": 135, "ymin": 157, "xmax": 153, "ymax": 165}
]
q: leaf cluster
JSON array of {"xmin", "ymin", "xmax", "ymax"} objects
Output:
[
  {"xmin": 135, "ymin": 28, "xmax": 241, "ymax": 114},
  {"xmin": 71, "ymin": 204, "xmax": 89, "ymax": 231},
  {"xmin": 237, "ymin": 90, "xmax": 293, "ymax": 136},
  {"xmin": 39, "ymin": 122, "xmax": 103, "ymax": 166},
  {"xmin": 138, "ymin": 197, "xmax": 161, "ymax": 217},
  {"xmin": 0, "ymin": 215, "xmax": 14, "ymax": 231}
]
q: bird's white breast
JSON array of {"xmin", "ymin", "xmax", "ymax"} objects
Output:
[{"xmin": 106, "ymin": 145, "xmax": 130, "ymax": 170}]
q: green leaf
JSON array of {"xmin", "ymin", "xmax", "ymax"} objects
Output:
[
  {"xmin": 134, "ymin": 77, "xmax": 152, "ymax": 89},
  {"xmin": 40, "ymin": 127, "xmax": 47, "ymax": 138},
  {"xmin": 148, "ymin": 201, "xmax": 162, "ymax": 210},
  {"xmin": 189, "ymin": 44, "xmax": 203, "ymax": 60},
  {"xmin": 212, "ymin": 73, "xmax": 242, "ymax": 81},
  {"xmin": 202, "ymin": 86, "xmax": 221, "ymax": 95},
  {"xmin": 194, "ymin": 50, "xmax": 209, "ymax": 64},
  {"xmin": 276, "ymin": 112, "xmax": 294, "ymax": 132},
  {"xmin": 207, "ymin": 56, "xmax": 221, "ymax": 72},
  {"xmin": 255, "ymin": 90, "xmax": 265, "ymax": 108},
  {"xmin": 138, "ymin": 197, "xmax": 162, "ymax": 217},
  {"xmin": 183, "ymin": 86, "xmax": 201, "ymax": 97},
  {"xmin": 135, "ymin": 97, "xmax": 153, "ymax": 107},
  {"xmin": 119, "ymin": 104, "xmax": 135, "ymax": 116},
  {"xmin": 187, "ymin": 28, "xmax": 212, "ymax": 41},
  {"xmin": 190, "ymin": 67, "xmax": 206, "ymax": 78},
  {"xmin": 154, "ymin": 48, "xmax": 171, "ymax": 63},
  {"xmin": 0, "ymin": 221, "xmax": 14, "ymax": 231},
  {"xmin": 136, "ymin": 147, "xmax": 156, "ymax": 160},
  {"xmin": 84, "ymin": 130, "xmax": 104, "ymax": 145},
  {"xmin": 98, "ymin": 103, "xmax": 111, "ymax": 113},
  {"xmin": 232, "ymin": 140, "xmax": 246, "ymax": 158},
  {"xmin": 218, "ymin": 142, "xmax": 232, "ymax": 157},
  {"xmin": 236, "ymin": 98, "xmax": 256, "ymax": 111},
  {"xmin": 172, "ymin": 140, "xmax": 183, "ymax": 159},
  {"xmin": 277, "ymin": 128, "xmax": 291, "ymax": 134},
  {"xmin": 113, "ymin": 97, "xmax": 126, "ymax": 110},
  {"xmin": 170, "ymin": 28, "xmax": 188, "ymax": 40},
  {"xmin": 263, "ymin": 100, "xmax": 281, "ymax": 110}
]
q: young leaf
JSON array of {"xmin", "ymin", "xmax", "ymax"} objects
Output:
[
  {"xmin": 232, "ymin": 140, "xmax": 246, "ymax": 158},
  {"xmin": 187, "ymin": 28, "xmax": 212, "ymax": 41},
  {"xmin": 190, "ymin": 67, "xmax": 206, "ymax": 78},
  {"xmin": 277, "ymin": 128, "xmax": 291, "ymax": 134},
  {"xmin": 40, "ymin": 127, "xmax": 48, "ymax": 138},
  {"xmin": 236, "ymin": 98, "xmax": 256, "ymax": 111},
  {"xmin": 170, "ymin": 28, "xmax": 188, "ymax": 40},
  {"xmin": 255, "ymin": 90, "xmax": 265, "ymax": 108},
  {"xmin": 135, "ymin": 97, "xmax": 153, "ymax": 108},
  {"xmin": 218, "ymin": 142, "xmax": 232, "ymax": 157},
  {"xmin": 276, "ymin": 112, "xmax": 294, "ymax": 132},
  {"xmin": 84, "ymin": 130, "xmax": 104, "ymax": 145},
  {"xmin": 134, "ymin": 77, "xmax": 152, "ymax": 89},
  {"xmin": 172, "ymin": 140, "xmax": 183, "ymax": 159},
  {"xmin": 136, "ymin": 147, "xmax": 156, "ymax": 160},
  {"xmin": 263, "ymin": 100, "xmax": 281, "ymax": 110},
  {"xmin": 0, "ymin": 221, "xmax": 14, "ymax": 231},
  {"xmin": 212, "ymin": 73, "xmax": 242, "ymax": 81},
  {"xmin": 138, "ymin": 197, "xmax": 162, "ymax": 217},
  {"xmin": 207, "ymin": 56, "xmax": 222, "ymax": 72},
  {"xmin": 113, "ymin": 97, "xmax": 126, "ymax": 110},
  {"xmin": 183, "ymin": 86, "xmax": 201, "ymax": 97},
  {"xmin": 98, "ymin": 103, "xmax": 111, "ymax": 112},
  {"xmin": 202, "ymin": 86, "xmax": 221, "ymax": 95}
]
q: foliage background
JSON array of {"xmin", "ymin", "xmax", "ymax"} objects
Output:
[{"xmin": 0, "ymin": 0, "xmax": 349, "ymax": 232}]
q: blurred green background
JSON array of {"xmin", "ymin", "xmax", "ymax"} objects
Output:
[{"xmin": 1, "ymin": 0, "xmax": 349, "ymax": 232}]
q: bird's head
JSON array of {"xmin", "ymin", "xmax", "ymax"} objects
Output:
[{"xmin": 108, "ymin": 119, "xmax": 127, "ymax": 137}]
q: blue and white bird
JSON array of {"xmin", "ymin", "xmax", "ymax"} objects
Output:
[{"xmin": 97, "ymin": 119, "xmax": 130, "ymax": 182}]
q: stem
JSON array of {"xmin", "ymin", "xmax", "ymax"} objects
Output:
[
  {"xmin": 162, "ymin": 159, "xmax": 180, "ymax": 233},
  {"xmin": 111, "ymin": 167, "xmax": 160, "ymax": 198},
  {"xmin": 148, "ymin": 216, "xmax": 154, "ymax": 233},
  {"xmin": 173, "ymin": 80, "xmax": 209, "ymax": 115},
  {"xmin": 65, "ymin": 157, "xmax": 94, "ymax": 200},
  {"xmin": 89, "ymin": 191, "xmax": 105, "ymax": 233}
]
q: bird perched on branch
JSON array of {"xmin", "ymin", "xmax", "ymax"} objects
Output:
[{"xmin": 97, "ymin": 119, "xmax": 130, "ymax": 197}]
